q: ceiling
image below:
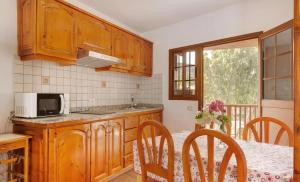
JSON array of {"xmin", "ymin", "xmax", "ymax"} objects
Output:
[{"xmin": 77, "ymin": 0, "xmax": 245, "ymax": 33}]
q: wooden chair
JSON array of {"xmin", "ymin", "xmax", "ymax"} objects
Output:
[
  {"xmin": 137, "ymin": 120, "xmax": 175, "ymax": 182},
  {"xmin": 182, "ymin": 129, "xmax": 247, "ymax": 182},
  {"xmin": 242, "ymin": 117, "xmax": 294, "ymax": 146}
]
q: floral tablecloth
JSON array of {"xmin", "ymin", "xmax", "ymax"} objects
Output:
[{"xmin": 133, "ymin": 131, "xmax": 293, "ymax": 182}]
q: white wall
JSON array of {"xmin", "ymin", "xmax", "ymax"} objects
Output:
[
  {"xmin": 0, "ymin": 0, "xmax": 17, "ymax": 133},
  {"xmin": 142, "ymin": 0, "xmax": 294, "ymax": 132},
  {"xmin": 66, "ymin": 0, "xmax": 141, "ymax": 35}
]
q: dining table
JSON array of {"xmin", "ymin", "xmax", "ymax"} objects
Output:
[{"xmin": 133, "ymin": 131, "xmax": 293, "ymax": 182}]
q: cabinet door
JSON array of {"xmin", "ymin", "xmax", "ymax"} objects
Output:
[
  {"xmin": 37, "ymin": 0, "xmax": 76, "ymax": 60},
  {"xmin": 49, "ymin": 124, "xmax": 90, "ymax": 182},
  {"xmin": 109, "ymin": 119, "xmax": 124, "ymax": 174},
  {"xmin": 18, "ymin": 0, "xmax": 36, "ymax": 56},
  {"xmin": 142, "ymin": 41, "xmax": 153, "ymax": 76},
  {"xmin": 77, "ymin": 14, "xmax": 112, "ymax": 55},
  {"xmin": 91, "ymin": 121, "xmax": 109, "ymax": 181},
  {"xmin": 130, "ymin": 37, "xmax": 144, "ymax": 73},
  {"xmin": 111, "ymin": 28, "xmax": 131, "ymax": 70}
]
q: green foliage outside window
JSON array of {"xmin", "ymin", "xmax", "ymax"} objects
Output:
[{"xmin": 203, "ymin": 47, "xmax": 259, "ymax": 105}]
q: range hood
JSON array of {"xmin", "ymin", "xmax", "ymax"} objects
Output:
[{"xmin": 77, "ymin": 48, "xmax": 122, "ymax": 68}]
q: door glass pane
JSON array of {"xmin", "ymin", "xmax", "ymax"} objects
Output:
[
  {"xmin": 276, "ymin": 53, "xmax": 292, "ymax": 77},
  {"xmin": 184, "ymin": 81, "xmax": 196, "ymax": 95},
  {"xmin": 174, "ymin": 53, "xmax": 183, "ymax": 67},
  {"xmin": 263, "ymin": 57, "xmax": 275, "ymax": 78},
  {"xmin": 174, "ymin": 68, "xmax": 183, "ymax": 81},
  {"xmin": 276, "ymin": 78, "xmax": 292, "ymax": 100},
  {"xmin": 190, "ymin": 81, "xmax": 195, "ymax": 95},
  {"xmin": 186, "ymin": 51, "xmax": 196, "ymax": 65},
  {"xmin": 186, "ymin": 66, "xmax": 190, "ymax": 80},
  {"xmin": 277, "ymin": 28, "xmax": 292, "ymax": 55},
  {"xmin": 190, "ymin": 66, "xmax": 196, "ymax": 80},
  {"xmin": 263, "ymin": 36, "xmax": 276, "ymax": 59},
  {"xmin": 186, "ymin": 52, "xmax": 190, "ymax": 65},
  {"xmin": 174, "ymin": 81, "xmax": 182, "ymax": 95},
  {"xmin": 263, "ymin": 80, "xmax": 275, "ymax": 99}
]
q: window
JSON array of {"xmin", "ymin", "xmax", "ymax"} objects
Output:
[
  {"xmin": 262, "ymin": 26, "xmax": 293, "ymax": 100},
  {"xmin": 169, "ymin": 32, "xmax": 262, "ymax": 103},
  {"xmin": 169, "ymin": 49, "xmax": 200, "ymax": 100}
]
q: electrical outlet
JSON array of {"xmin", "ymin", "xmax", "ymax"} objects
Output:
[
  {"xmin": 101, "ymin": 81, "xmax": 107, "ymax": 88},
  {"xmin": 187, "ymin": 105, "xmax": 194, "ymax": 111},
  {"xmin": 42, "ymin": 76, "xmax": 50, "ymax": 85}
]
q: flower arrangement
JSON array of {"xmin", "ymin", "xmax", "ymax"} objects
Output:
[{"xmin": 195, "ymin": 100, "xmax": 229, "ymax": 132}]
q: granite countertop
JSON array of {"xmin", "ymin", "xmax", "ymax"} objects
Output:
[{"xmin": 12, "ymin": 104, "xmax": 163, "ymax": 126}]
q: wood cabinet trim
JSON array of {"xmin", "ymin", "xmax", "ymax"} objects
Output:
[{"xmin": 54, "ymin": 0, "xmax": 152, "ymax": 44}]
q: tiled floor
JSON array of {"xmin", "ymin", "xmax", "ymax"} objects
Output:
[{"xmin": 110, "ymin": 170, "xmax": 137, "ymax": 182}]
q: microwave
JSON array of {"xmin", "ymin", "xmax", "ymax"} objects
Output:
[{"xmin": 15, "ymin": 93, "xmax": 70, "ymax": 118}]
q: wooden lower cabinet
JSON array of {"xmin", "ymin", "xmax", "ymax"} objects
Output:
[
  {"xmin": 48, "ymin": 124, "xmax": 91, "ymax": 182},
  {"xmin": 91, "ymin": 121, "xmax": 109, "ymax": 181},
  {"xmin": 109, "ymin": 119, "xmax": 124, "ymax": 174},
  {"xmin": 122, "ymin": 111, "xmax": 163, "ymax": 167},
  {"xmin": 13, "ymin": 110, "xmax": 162, "ymax": 182}
]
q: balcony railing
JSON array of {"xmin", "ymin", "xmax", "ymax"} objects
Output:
[{"xmin": 225, "ymin": 104, "xmax": 259, "ymax": 139}]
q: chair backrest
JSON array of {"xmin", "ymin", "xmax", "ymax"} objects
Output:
[
  {"xmin": 182, "ymin": 129, "xmax": 247, "ymax": 182},
  {"xmin": 242, "ymin": 117, "xmax": 294, "ymax": 146},
  {"xmin": 137, "ymin": 120, "xmax": 174, "ymax": 182}
]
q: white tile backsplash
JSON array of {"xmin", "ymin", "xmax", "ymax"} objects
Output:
[{"xmin": 14, "ymin": 60, "xmax": 162, "ymax": 108}]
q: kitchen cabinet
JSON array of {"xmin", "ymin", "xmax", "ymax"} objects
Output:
[
  {"xmin": 77, "ymin": 14, "xmax": 112, "ymax": 55},
  {"xmin": 130, "ymin": 37, "xmax": 144, "ymax": 73},
  {"xmin": 37, "ymin": 0, "xmax": 77, "ymax": 61},
  {"xmin": 142, "ymin": 41, "xmax": 153, "ymax": 76},
  {"xmin": 13, "ymin": 109, "xmax": 162, "ymax": 181},
  {"xmin": 111, "ymin": 28, "xmax": 131, "ymax": 70},
  {"xmin": 18, "ymin": 0, "xmax": 77, "ymax": 64},
  {"xmin": 91, "ymin": 119, "xmax": 124, "ymax": 181},
  {"xmin": 91, "ymin": 121, "xmax": 109, "ymax": 181},
  {"xmin": 18, "ymin": 0, "xmax": 153, "ymax": 76},
  {"xmin": 122, "ymin": 111, "xmax": 162, "ymax": 167},
  {"xmin": 109, "ymin": 119, "xmax": 124, "ymax": 174},
  {"xmin": 48, "ymin": 124, "xmax": 91, "ymax": 182}
]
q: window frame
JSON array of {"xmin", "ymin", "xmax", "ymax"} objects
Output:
[
  {"xmin": 260, "ymin": 20, "xmax": 294, "ymax": 101},
  {"xmin": 168, "ymin": 48, "xmax": 202, "ymax": 101},
  {"xmin": 169, "ymin": 32, "xmax": 263, "ymax": 110}
]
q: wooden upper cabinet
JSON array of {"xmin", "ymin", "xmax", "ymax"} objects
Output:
[
  {"xmin": 17, "ymin": 0, "xmax": 36, "ymax": 56},
  {"xmin": 91, "ymin": 121, "xmax": 109, "ymax": 181},
  {"xmin": 130, "ymin": 36, "xmax": 144, "ymax": 73},
  {"xmin": 142, "ymin": 41, "xmax": 153, "ymax": 76},
  {"xmin": 109, "ymin": 119, "xmax": 124, "ymax": 174},
  {"xmin": 48, "ymin": 124, "xmax": 91, "ymax": 182},
  {"xmin": 77, "ymin": 13, "xmax": 112, "ymax": 55},
  {"xmin": 37, "ymin": 0, "xmax": 76, "ymax": 61},
  {"xmin": 111, "ymin": 27, "xmax": 131, "ymax": 70},
  {"xmin": 17, "ymin": 0, "xmax": 153, "ymax": 76}
]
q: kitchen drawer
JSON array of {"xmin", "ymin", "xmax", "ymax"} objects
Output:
[
  {"xmin": 124, "ymin": 141, "xmax": 133, "ymax": 155},
  {"xmin": 125, "ymin": 116, "xmax": 139, "ymax": 129},
  {"xmin": 124, "ymin": 154, "xmax": 133, "ymax": 167},
  {"xmin": 139, "ymin": 114, "xmax": 152, "ymax": 124},
  {"xmin": 124, "ymin": 128, "xmax": 137, "ymax": 142}
]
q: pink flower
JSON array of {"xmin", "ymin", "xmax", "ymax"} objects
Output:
[{"xmin": 208, "ymin": 100, "xmax": 226, "ymax": 113}]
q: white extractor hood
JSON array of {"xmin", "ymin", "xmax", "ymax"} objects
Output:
[{"xmin": 77, "ymin": 48, "xmax": 122, "ymax": 68}]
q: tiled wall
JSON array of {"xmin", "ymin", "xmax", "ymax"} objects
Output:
[{"xmin": 13, "ymin": 60, "xmax": 162, "ymax": 109}]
